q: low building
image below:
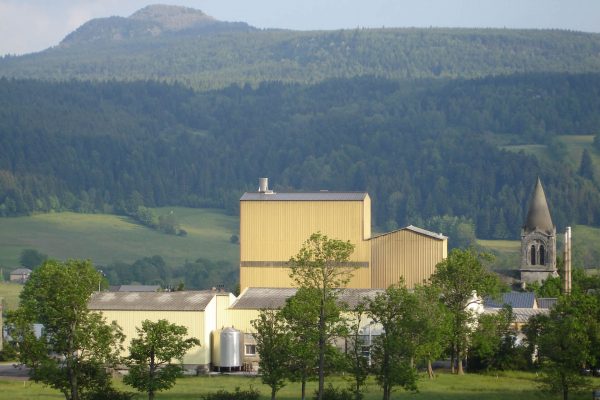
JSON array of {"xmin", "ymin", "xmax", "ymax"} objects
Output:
[
  {"xmin": 89, "ymin": 290, "xmax": 235, "ymax": 372},
  {"xmin": 9, "ymin": 268, "xmax": 32, "ymax": 283}
]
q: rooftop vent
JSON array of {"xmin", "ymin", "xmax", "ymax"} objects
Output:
[{"xmin": 258, "ymin": 178, "xmax": 274, "ymax": 194}]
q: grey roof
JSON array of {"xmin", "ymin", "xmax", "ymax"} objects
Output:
[
  {"xmin": 89, "ymin": 291, "xmax": 216, "ymax": 311},
  {"xmin": 10, "ymin": 268, "xmax": 32, "ymax": 275},
  {"xmin": 537, "ymin": 297, "xmax": 558, "ymax": 309},
  {"xmin": 229, "ymin": 287, "xmax": 384, "ymax": 310},
  {"xmin": 484, "ymin": 291, "xmax": 536, "ymax": 309},
  {"xmin": 483, "ymin": 307, "xmax": 549, "ymax": 323},
  {"xmin": 110, "ymin": 285, "xmax": 161, "ymax": 292},
  {"xmin": 240, "ymin": 192, "xmax": 368, "ymax": 201},
  {"xmin": 371, "ymin": 225, "xmax": 447, "ymax": 240},
  {"xmin": 523, "ymin": 177, "xmax": 554, "ymax": 234}
]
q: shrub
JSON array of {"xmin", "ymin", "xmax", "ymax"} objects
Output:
[
  {"xmin": 201, "ymin": 386, "xmax": 260, "ymax": 400},
  {"xmin": 313, "ymin": 385, "xmax": 355, "ymax": 400}
]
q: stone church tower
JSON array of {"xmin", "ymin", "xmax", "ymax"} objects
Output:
[{"xmin": 520, "ymin": 178, "xmax": 558, "ymax": 284}]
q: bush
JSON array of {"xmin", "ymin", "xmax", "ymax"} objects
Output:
[
  {"xmin": 0, "ymin": 341, "xmax": 18, "ymax": 361},
  {"xmin": 84, "ymin": 389, "xmax": 135, "ymax": 400},
  {"xmin": 314, "ymin": 385, "xmax": 355, "ymax": 400},
  {"xmin": 201, "ymin": 386, "xmax": 260, "ymax": 400}
]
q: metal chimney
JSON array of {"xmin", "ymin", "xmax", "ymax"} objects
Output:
[
  {"xmin": 258, "ymin": 178, "xmax": 268, "ymax": 193},
  {"xmin": 563, "ymin": 226, "xmax": 572, "ymax": 295}
]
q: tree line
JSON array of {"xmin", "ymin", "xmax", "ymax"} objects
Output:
[{"xmin": 1, "ymin": 74, "xmax": 600, "ymax": 238}]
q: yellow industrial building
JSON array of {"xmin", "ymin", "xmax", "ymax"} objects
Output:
[
  {"xmin": 240, "ymin": 178, "xmax": 447, "ymax": 290},
  {"xmin": 90, "ymin": 178, "xmax": 448, "ymax": 370}
]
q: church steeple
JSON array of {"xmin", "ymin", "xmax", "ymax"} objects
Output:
[
  {"xmin": 523, "ymin": 177, "xmax": 554, "ymax": 234},
  {"xmin": 520, "ymin": 177, "xmax": 558, "ymax": 284}
]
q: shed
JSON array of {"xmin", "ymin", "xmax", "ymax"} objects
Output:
[{"xmin": 89, "ymin": 290, "xmax": 235, "ymax": 369}]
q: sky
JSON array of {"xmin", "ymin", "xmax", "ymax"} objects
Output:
[{"xmin": 1, "ymin": 0, "xmax": 600, "ymax": 56}]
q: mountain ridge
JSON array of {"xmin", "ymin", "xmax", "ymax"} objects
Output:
[{"xmin": 60, "ymin": 4, "xmax": 254, "ymax": 47}]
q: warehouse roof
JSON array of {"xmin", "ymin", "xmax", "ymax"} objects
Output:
[
  {"xmin": 240, "ymin": 192, "xmax": 368, "ymax": 201},
  {"xmin": 109, "ymin": 285, "xmax": 160, "ymax": 292},
  {"xmin": 89, "ymin": 291, "xmax": 215, "ymax": 311},
  {"xmin": 371, "ymin": 225, "xmax": 447, "ymax": 240},
  {"xmin": 484, "ymin": 291, "xmax": 537, "ymax": 309},
  {"xmin": 229, "ymin": 287, "xmax": 384, "ymax": 310}
]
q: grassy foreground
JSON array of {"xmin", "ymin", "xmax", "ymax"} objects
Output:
[
  {"xmin": 0, "ymin": 372, "xmax": 599, "ymax": 400},
  {"xmin": 0, "ymin": 208, "xmax": 239, "ymax": 268}
]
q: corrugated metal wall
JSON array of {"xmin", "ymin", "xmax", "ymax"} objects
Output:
[
  {"xmin": 99, "ymin": 310, "xmax": 207, "ymax": 365},
  {"xmin": 370, "ymin": 230, "xmax": 447, "ymax": 289},
  {"xmin": 240, "ymin": 266, "xmax": 371, "ymax": 289},
  {"xmin": 240, "ymin": 199, "xmax": 371, "ymax": 289},
  {"xmin": 225, "ymin": 309, "xmax": 261, "ymax": 333}
]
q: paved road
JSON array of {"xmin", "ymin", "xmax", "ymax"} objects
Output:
[{"xmin": 0, "ymin": 363, "xmax": 29, "ymax": 380}]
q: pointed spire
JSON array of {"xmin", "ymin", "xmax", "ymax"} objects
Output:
[{"xmin": 523, "ymin": 177, "xmax": 554, "ymax": 234}]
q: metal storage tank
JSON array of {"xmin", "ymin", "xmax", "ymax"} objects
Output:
[{"xmin": 211, "ymin": 327, "xmax": 243, "ymax": 371}]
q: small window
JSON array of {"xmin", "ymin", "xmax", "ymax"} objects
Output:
[
  {"xmin": 539, "ymin": 245, "xmax": 545, "ymax": 265},
  {"xmin": 530, "ymin": 245, "xmax": 536, "ymax": 265},
  {"xmin": 245, "ymin": 344, "xmax": 256, "ymax": 356}
]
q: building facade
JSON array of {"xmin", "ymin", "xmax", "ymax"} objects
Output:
[{"xmin": 240, "ymin": 178, "xmax": 447, "ymax": 290}]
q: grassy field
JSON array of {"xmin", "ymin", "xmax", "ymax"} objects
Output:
[
  {"xmin": 501, "ymin": 135, "xmax": 599, "ymax": 177},
  {"xmin": 500, "ymin": 143, "xmax": 550, "ymax": 162},
  {"xmin": 0, "ymin": 208, "xmax": 239, "ymax": 269},
  {"xmin": 558, "ymin": 135, "xmax": 600, "ymax": 173},
  {"xmin": 0, "ymin": 372, "xmax": 598, "ymax": 400}
]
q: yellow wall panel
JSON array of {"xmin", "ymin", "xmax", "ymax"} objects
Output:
[
  {"xmin": 225, "ymin": 309, "xmax": 261, "ymax": 334},
  {"xmin": 240, "ymin": 198, "xmax": 372, "ymax": 290},
  {"xmin": 241, "ymin": 265, "xmax": 371, "ymax": 289},
  {"xmin": 371, "ymin": 230, "xmax": 447, "ymax": 289},
  {"xmin": 240, "ymin": 200, "xmax": 370, "ymax": 262},
  {"xmin": 98, "ymin": 310, "xmax": 207, "ymax": 365}
]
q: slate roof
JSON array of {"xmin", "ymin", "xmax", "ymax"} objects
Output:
[
  {"xmin": 89, "ymin": 291, "xmax": 215, "ymax": 311},
  {"xmin": 240, "ymin": 192, "xmax": 368, "ymax": 201},
  {"xmin": 523, "ymin": 177, "xmax": 554, "ymax": 234},
  {"xmin": 229, "ymin": 287, "xmax": 384, "ymax": 310},
  {"xmin": 537, "ymin": 297, "xmax": 558, "ymax": 309},
  {"xmin": 484, "ymin": 291, "xmax": 536, "ymax": 309}
]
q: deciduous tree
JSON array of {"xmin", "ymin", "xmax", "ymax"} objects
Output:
[
  {"xmin": 123, "ymin": 319, "xmax": 200, "ymax": 400},
  {"xmin": 251, "ymin": 310, "xmax": 290, "ymax": 400},
  {"xmin": 9, "ymin": 259, "xmax": 124, "ymax": 400},
  {"xmin": 430, "ymin": 248, "xmax": 501, "ymax": 374},
  {"xmin": 288, "ymin": 232, "xmax": 356, "ymax": 400},
  {"xmin": 368, "ymin": 284, "xmax": 419, "ymax": 400}
]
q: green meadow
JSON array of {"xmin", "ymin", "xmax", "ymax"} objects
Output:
[
  {"xmin": 0, "ymin": 372, "xmax": 598, "ymax": 400},
  {"xmin": 0, "ymin": 208, "xmax": 240, "ymax": 268}
]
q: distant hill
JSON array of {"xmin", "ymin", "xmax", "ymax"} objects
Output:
[
  {"xmin": 60, "ymin": 4, "xmax": 254, "ymax": 47},
  {"xmin": 1, "ymin": 5, "xmax": 600, "ymax": 88}
]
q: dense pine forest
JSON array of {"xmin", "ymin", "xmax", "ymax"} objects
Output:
[
  {"xmin": 2, "ymin": 5, "xmax": 600, "ymax": 245},
  {"xmin": 1, "ymin": 73, "xmax": 600, "ymax": 239}
]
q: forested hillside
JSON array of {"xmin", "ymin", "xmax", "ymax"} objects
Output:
[
  {"xmin": 1, "ymin": 74, "xmax": 600, "ymax": 239},
  {"xmin": 1, "ymin": 25, "xmax": 600, "ymax": 89}
]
